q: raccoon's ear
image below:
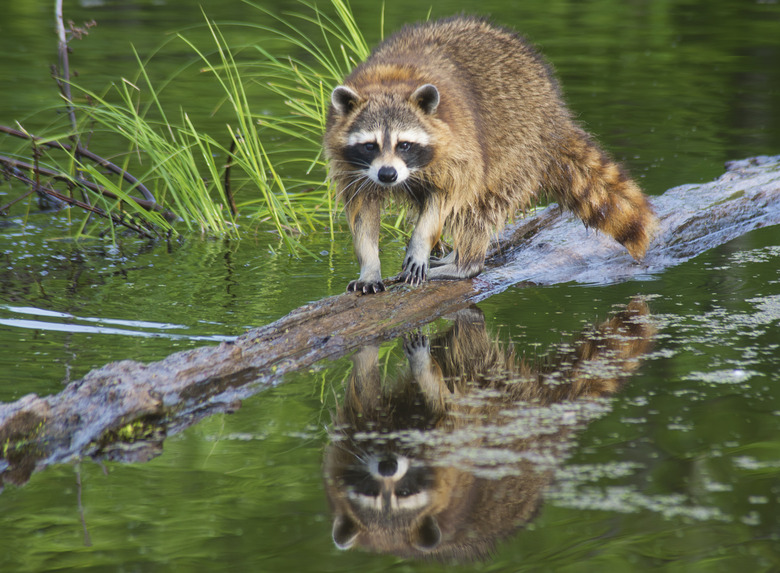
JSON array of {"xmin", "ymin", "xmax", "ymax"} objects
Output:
[
  {"xmin": 331, "ymin": 85, "xmax": 362, "ymax": 115},
  {"xmin": 412, "ymin": 515, "xmax": 442, "ymax": 551},
  {"xmin": 410, "ymin": 84, "xmax": 440, "ymax": 115},
  {"xmin": 332, "ymin": 514, "xmax": 359, "ymax": 550}
]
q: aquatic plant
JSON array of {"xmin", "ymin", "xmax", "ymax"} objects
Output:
[{"xmin": 0, "ymin": 0, "xmax": 375, "ymax": 252}]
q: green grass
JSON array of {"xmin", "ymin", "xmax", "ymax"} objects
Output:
[
  {"xmin": 71, "ymin": 66, "xmax": 239, "ymax": 238},
  {"xmin": 4, "ymin": 0, "xmax": 381, "ymax": 252},
  {"xmin": 104, "ymin": 0, "xmax": 375, "ymax": 251}
]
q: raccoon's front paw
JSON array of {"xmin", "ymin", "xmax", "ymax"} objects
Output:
[
  {"xmin": 399, "ymin": 256, "xmax": 428, "ymax": 287},
  {"xmin": 347, "ymin": 279, "xmax": 386, "ymax": 294},
  {"xmin": 403, "ymin": 331, "xmax": 430, "ymax": 358}
]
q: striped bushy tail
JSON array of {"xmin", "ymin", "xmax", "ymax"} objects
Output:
[{"xmin": 546, "ymin": 129, "xmax": 658, "ymax": 259}]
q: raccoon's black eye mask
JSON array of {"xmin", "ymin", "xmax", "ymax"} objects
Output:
[
  {"xmin": 398, "ymin": 143, "xmax": 434, "ymax": 170},
  {"xmin": 343, "ymin": 143, "xmax": 379, "ymax": 169}
]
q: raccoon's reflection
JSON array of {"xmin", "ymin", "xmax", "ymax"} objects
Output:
[{"xmin": 324, "ymin": 300, "xmax": 655, "ymax": 562}]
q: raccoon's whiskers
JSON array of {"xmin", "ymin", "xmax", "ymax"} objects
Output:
[
  {"xmin": 335, "ymin": 172, "xmax": 368, "ymax": 200},
  {"xmin": 339, "ymin": 176, "xmax": 374, "ymax": 211},
  {"xmin": 399, "ymin": 179, "xmax": 415, "ymax": 202}
]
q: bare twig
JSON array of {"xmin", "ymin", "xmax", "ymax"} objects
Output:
[
  {"xmin": 54, "ymin": 0, "xmax": 81, "ymax": 147},
  {"xmin": 0, "ymin": 125, "xmax": 157, "ymax": 203},
  {"xmin": 30, "ymin": 140, "xmax": 64, "ymax": 210},
  {"xmin": 0, "ymin": 189, "xmax": 34, "ymax": 215},
  {"xmin": 223, "ymin": 136, "xmax": 238, "ymax": 216},
  {"xmin": 1, "ymin": 159, "xmax": 159, "ymax": 239},
  {"xmin": 0, "ymin": 154, "xmax": 168, "ymax": 215},
  {"xmin": 54, "ymin": 0, "xmax": 89, "ymax": 209},
  {"xmin": 52, "ymin": 0, "xmax": 156, "ymax": 226},
  {"xmin": 32, "ymin": 141, "xmax": 41, "ymax": 192},
  {"xmin": 0, "ymin": 2, "xmax": 166, "ymax": 239},
  {"xmin": 75, "ymin": 465, "xmax": 92, "ymax": 547}
]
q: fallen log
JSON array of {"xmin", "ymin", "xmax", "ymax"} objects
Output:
[{"xmin": 1, "ymin": 154, "xmax": 779, "ymax": 487}]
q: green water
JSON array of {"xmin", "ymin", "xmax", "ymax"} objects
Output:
[{"xmin": 1, "ymin": 0, "xmax": 780, "ymax": 571}]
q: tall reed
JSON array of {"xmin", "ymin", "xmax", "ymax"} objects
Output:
[
  {"xmin": 61, "ymin": 0, "xmax": 378, "ymax": 251},
  {"xmin": 0, "ymin": 1, "xmax": 392, "ymax": 250}
]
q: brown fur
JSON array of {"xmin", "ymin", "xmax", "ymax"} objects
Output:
[
  {"xmin": 325, "ymin": 16, "xmax": 658, "ymax": 293},
  {"xmin": 324, "ymin": 300, "xmax": 656, "ymax": 561}
]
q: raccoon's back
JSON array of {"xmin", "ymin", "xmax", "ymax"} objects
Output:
[
  {"xmin": 350, "ymin": 17, "xmax": 571, "ymax": 191},
  {"xmin": 365, "ymin": 17, "xmax": 568, "ymax": 130}
]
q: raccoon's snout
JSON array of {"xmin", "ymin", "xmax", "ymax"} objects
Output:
[
  {"xmin": 377, "ymin": 457, "xmax": 398, "ymax": 477},
  {"xmin": 368, "ymin": 160, "xmax": 409, "ymax": 186},
  {"xmin": 377, "ymin": 166, "xmax": 398, "ymax": 184},
  {"xmin": 369, "ymin": 454, "xmax": 409, "ymax": 479}
]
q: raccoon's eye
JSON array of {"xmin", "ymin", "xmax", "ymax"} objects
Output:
[
  {"xmin": 363, "ymin": 142, "xmax": 377, "ymax": 152},
  {"xmin": 397, "ymin": 141, "xmax": 413, "ymax": 152}
]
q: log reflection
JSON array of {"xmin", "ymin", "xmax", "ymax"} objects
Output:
[{"xmin": 324, "ymin": 299, "xmax": 656, "ymax": 562}]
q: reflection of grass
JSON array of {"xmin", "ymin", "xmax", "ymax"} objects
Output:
[{"xmin": 34, "ymin": 0, "xmax": 373, "ymax": 251}]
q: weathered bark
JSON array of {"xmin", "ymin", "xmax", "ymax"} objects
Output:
[{"xmin": 1, "ymin": 155, "xmax": 779, "ymax": 487}]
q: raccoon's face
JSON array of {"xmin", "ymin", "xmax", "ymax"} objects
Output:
[
  {"xmin": 330, "ymin": 84, "xmax": 440, "ymax": 188},
  {"xmin": 338, "ymin": 452, "xmax": 435, "ymax": 514},
  {"xmin": 329, "ymin": 449, "xmax": 445, "ymax": 552}
]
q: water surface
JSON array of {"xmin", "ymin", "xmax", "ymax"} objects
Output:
[{"xmin": 1, "ymin": 0, "xmax": 779, "ymax": 571}]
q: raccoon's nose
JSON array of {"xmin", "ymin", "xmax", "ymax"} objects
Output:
[
  {"xmin": 377, "ymin": 458, "xmax": 398, "ymax": 477},
  {"xmin": 377, "ymin": 166, "xmax": 398, "ymax": 184}
]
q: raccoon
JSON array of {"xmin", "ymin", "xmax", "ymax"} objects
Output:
[
  {"xmin": 324, "ymin": 16, "xmax": 658, "ymax": 294},
  {"xmin": 324, "ymin": 301, "xmax": 656, "ymax": 561}
]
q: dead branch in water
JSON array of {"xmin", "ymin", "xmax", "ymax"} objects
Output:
[
  {"xmin": 0, "ymin": 2, "xmax": 170, "ymax": 235},
  {"xmin": 0, "ymin": 159, "xmax": 157, "ymax": 238},
  {"xmin": 1, "ymin": 154, "xmax": 779, "ymax": 487},
  {"xmin": 54, "ymin": 0, "xmax": 91, "ymax": 147},
  {"xmin": 0, "ymin": 125, "xmax": 158, "ymax": 205}
]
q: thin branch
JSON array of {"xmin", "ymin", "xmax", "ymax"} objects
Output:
[
  {"xmin": 54, "ymin": 0, "xmax": 80, "ymax": 143},
  {"xmin": 0, "ymin": 154, "xmax": 167, "ymax": 215},
  {"xmin": 32, "ymin": 141, "xmax": 41, "ymax": 194},
  {"xmin": 75, "ymin": 465, "xmax": 92, "ymax": 547},
  {"xmin": 12, "ymin": 171, "xmax": 157, "ymax": 239},
  {"xmin": 21, "ymin": 173, "xmax": 154, "ymax": 235},
  {"xmin": 0, "ymin": 189, "xmax": 34, "ymax": 214},
  {"xmin": 53, "ymin": 0, "xmax": 121, "ymax": 219},
  {"xmin": 223, "ymin": 136, "xmax": 238, "ymax": 216},
  {"xmin": 0, "ymin": 2, "xmax": 166, "ymax": 240},
  {"xmin": 1, "ymin": 125, "xmax": 157, "ymax": 204}
]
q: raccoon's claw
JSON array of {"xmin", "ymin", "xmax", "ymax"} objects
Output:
[
  {"xmin": 429, "ymin": 250, "xmax": 457, "ymax": 269},
  {"xmin": 399, "ymin": 258, "xmax": 427, "ymax": 287},
  {"xmin": 347, "ymin": 279, "xmax": 386, "ymax": 294},
  {"xmin": 402, "ymin": 331, "xmax": 429, "ymax": 357},
  {"xmin": 399, "ymin": 271, "xmax": 424, "ymax": 287}
]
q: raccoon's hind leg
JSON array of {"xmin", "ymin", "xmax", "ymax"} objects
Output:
[
  {"xmin": 426, "ymin": 214, "xmax": 490, "ymax": 281},
  {"xmin": 346, "ymin": 193, "xmax": 385, "ymax": 294},
  {"xmin": 425, "ymin": 255, "xmax": 483, "ymax": 280},
  {"xmin": 428, "ymin": 250, "xmax": 457, "ymax": 268},
  {"xmin": 548, "ymin": 130, "xmax": 658, "ymax": 259}
]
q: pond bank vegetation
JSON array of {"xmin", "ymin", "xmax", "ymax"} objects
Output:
[{"xmin": 0, "ymin": 0, "xmax": 374, "ymax": 255}]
